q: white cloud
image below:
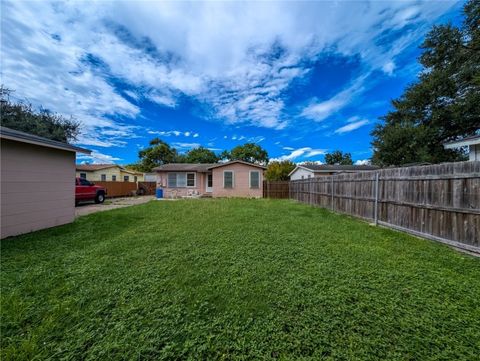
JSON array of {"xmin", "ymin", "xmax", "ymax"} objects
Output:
[
  {"xmin": 1, "ymin": 0, "xmax": 456, "ymax": 138},
  {"xmin": 148, "ymin": 129, "xmax": 198, "ymax": 137},
  {"xmin": 355, "ymin": 159, "xmax": 371, "ymax": 165},
  {"xmin": 335, "ymin": 119, "xmax": 369, "ymax": 134},
  {"xmin": 274, "ymin": 147, "xmax": 327, "ymax": 161},
  {"xmin": 382, "ymin": 61, "xmax": 396, "ymax": 75},
  {"xmin": 76, "ymin": 151, "xmax": 122, "ymax": 164},
  {"xmin": 171, "ymin": 142, "xmax": 201, "ymax": 149},
  {"xmin": 148, "ymin": 93, "xmax": 177, "ymax": 108},
  {"xmin": 300, "ymin": 75, "xmax": 366, "ymax": 122}
]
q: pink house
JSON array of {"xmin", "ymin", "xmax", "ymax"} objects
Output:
[{"xmin": 153, "ymin": 160, "xmax": 266, "ymax": 198}]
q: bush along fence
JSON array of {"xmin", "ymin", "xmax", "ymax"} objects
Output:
[{"xmin": 289, "ymin": 161, "xmax": 480, "ymax": 254}]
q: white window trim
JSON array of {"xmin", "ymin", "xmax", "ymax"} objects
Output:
[
  {"xmin": 223, "ymin": 170, "xmax": 234, "ymax": 188},
  {"xmin": 168, "ymin": 172, "xmax": 193, "ymax": 188},
  {"xmin": 249, "ymin": 170, "xmax": 260, "ymax": 189},
  {"xmin": 186, "ymin": 172, "xmax": 196, "ymax": 188}
]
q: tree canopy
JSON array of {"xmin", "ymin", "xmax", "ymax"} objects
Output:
[
  {"xmin": 324, "ymin": 150, "xmax": 353, "ymax": 165},
  {"xmin": 183, "ymin": 146, "xmax": 219, "ymax": 163},
  {"xmin": 264, "ymin": 160, "xmax": 296, "ymax": 181},
  {"xmin": 0, "ymin": 86, "xmax": 80, "ymax": 143},
  {"xmin": 223, "ymin": 143, "xmax": 269, "ymax": 165},
  {"xmin": 134, "ymin": 138, "xmax": 180, "ymax": 172},
  {"xmin": 129, "ymin": 139, "xmax": 268, "ymax": 172},
  {"xmin": 371, "ymin": 0, "xmax": 480, "ymax": 166}
]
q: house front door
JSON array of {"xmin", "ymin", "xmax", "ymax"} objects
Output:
[{"xmin": 206, "ymin": 173, "xmax": 213, "ymax": 192}]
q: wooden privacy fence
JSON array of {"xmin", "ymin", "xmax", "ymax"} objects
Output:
[
  {"xmin": 138, "ymin": 181, "xmax": 156, "ymax": 195},
  {"xmin": 92, "ymin": 181, "xmax": 155, "ymax": 198},
  {"xmin": 263, "ymin": 181, "xmax": 290, "ymax": 199},
  {"xmin": 290, "ymin": 162, "xmax": 480, "ymax": 253}
]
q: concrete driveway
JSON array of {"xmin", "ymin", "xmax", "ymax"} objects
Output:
[{"xmin": 75, "ymin": 196, "xmax": 155, "ymax": 217}]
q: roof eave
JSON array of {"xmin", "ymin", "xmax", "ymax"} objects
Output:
[
  {"xmin": 208, "ymin": 160, "xmax": 267, "ymax": 170},
  {"xmin": 0, "ymin": 133, "xmax": 91, "ymax": 154},
  {"xmin": 444, "ymin": 140, "xmax": 480, "ymax": 149}
]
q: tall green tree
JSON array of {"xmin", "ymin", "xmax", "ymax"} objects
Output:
[
  {"xmin": 135, "ymin": 138, "xmax": 179, "ymax": 172},
  {"xmin": 224, "ymin": 143, "xmax": 269, "ymax": 165},
  {"xmin": 324, "ymin": 150, "xmax": 353, "ymax": 165},
  {"xmin": 184, "ymin": 146, "xmax": 219, "ymax": 163},
  {"xmin": 0, "ymin": 86, "xmax": 80, "ymax": 143},
  {"xmin": 264, "ymin": 160, "xmax": 296, "ymax": 181},
  {"xmin": 371, "ymin": 0, "xmax": 480, "ymax": 166}
]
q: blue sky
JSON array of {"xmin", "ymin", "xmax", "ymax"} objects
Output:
[{"xmin": 1, "ymin": 1, "xmax": 464, "ymax": 164}]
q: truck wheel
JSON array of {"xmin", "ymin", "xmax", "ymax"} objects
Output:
[{"xmin": 95, "ymin": 192, "xmax": 105, "ymax": 204}]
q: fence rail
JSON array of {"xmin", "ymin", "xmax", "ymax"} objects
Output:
[
  {"xmin": 263, "ymin": 181, "xmax": 290, "ymax": 199},
  {"xmin": 290, "ymin": 162, "xmax": 480, "ymax": 253}
]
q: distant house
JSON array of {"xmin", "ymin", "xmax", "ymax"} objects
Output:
[
  {"xmin": 144, "ymin": 172, "xmax": 157, "ymax": 182},
  {"xmin": 1, "ymin": 126, "xmax": 90, "ymax": 238},
  {"xmin": 443, "ymin": 134, "xmax": 480, "ymax": 161},
  {"xmin": 153, "ymin": 160, "xmax": 266, "ymax": 198},
  {"xmin": 289, "ymin": 164, "xmax": 379, "ymax": 180},
  {"xmin": 76, "ymin": 164, "xmax": 144, "ymax": 182}
]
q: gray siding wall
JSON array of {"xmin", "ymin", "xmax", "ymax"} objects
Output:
[{"xmin": 1, "ymin": 139, "xmax": 75, "ymax": 238}]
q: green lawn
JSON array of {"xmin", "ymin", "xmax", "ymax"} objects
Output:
[{"xmin": 1, "ymin": 199, "xmax": 479, "ymax": 360}]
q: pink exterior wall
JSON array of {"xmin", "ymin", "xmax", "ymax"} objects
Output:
[
  {"xmin": 211, "ymin": 163, "xmax": 264, "ymax": 198},
  {"xmin": 1, "ymin": 139, "xmax": 76, "ymax": 239},
  {"xmin": 156, "ymin": 171, "xmax": 208, "ymax": 198}
]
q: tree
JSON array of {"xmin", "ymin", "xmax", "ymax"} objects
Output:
[
  {"xmin": 264, "ymin": 160, "xmax": 296, "ymax": 181},
  {"xmin": 324, "ymin": 150, "xmax": 353, "ymax": 165},
  {"xmin": 371, "ymin": 0, "xmax": 480, "ymax": 166},
  {"xmin": 0, "ymin": 86, "xmax": 80, "ymax": 143},
  {"xmin": 135, "ymin": 138, "xmax": 179, "ymax": 172},
  {"xmin": 224, "ymin": 143, "xmax": 269, "ymax": 164},
  {"xmin": 184, "ymin": 146, "xmax": 219, "ymax": 163}
]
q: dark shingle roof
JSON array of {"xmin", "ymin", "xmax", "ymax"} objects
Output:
[
  {"xmin": 76, "ymin": 164, "xmax": 119, "ymax": 171},
  {"xmin": 208, "ymin": 160, "xmax": 267, "ymax": 170},
  {"xmin": 153, "ymin": 163, "xmax": 217, "ymax": 172},
  {"xmin": 299, "ymin": 164, "xmax": 379, "ymax": 172},
  {"xmin": 0, "ymin": 126, "xmax": 90, "ymax": 154},
  {"xmin": 153, "ymin": 161, "xmax": 267, "ymax": 172}
]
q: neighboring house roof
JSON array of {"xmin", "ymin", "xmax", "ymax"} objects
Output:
[
  {"xmin": 76, "ymin": 164, "xmax": 119, "ymax": 171},
  {"xmin": 153, "ymin": 160, "xmax": 267, "ymax": 172},
  {"xmin": 443, "ymin": 134, "xmax": 480, "ymax": 149},
  {"xmin": 0, "ymin": 126, "xmax": 91, "ymax": 154},
  {"xmin": 208, "ymin": 160, "xmax": 267, "ymax": 170},
  {"xmin": 289, "ymin": 164, "xmax": 379, "ymax": 176},
  {"xmin": 153, "ymin": 163, "xmax": 217, "ymax": 172},
  {"xmin": 122, "ymin": 168, "xmax": 143, "ymax": 175},
  {"xmin": 76, "ymin": 164, "xmax": 143, "ymax": 175}
]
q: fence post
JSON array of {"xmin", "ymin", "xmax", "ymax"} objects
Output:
[
  {"xmin": 374, "ymin": 172, "xmax": 379, "ymax": 225},
  {"xmin": 309, "ymin": 179, "xmax": 312, "ymax": 205},
  {"xmin": 331, "ymin": 176, "xmax": 334, "ymax": 211}
]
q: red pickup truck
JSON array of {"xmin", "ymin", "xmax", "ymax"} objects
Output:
[{"xmin": 75, "ymin": 177, "xmax": 106, "ymax": 205}]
